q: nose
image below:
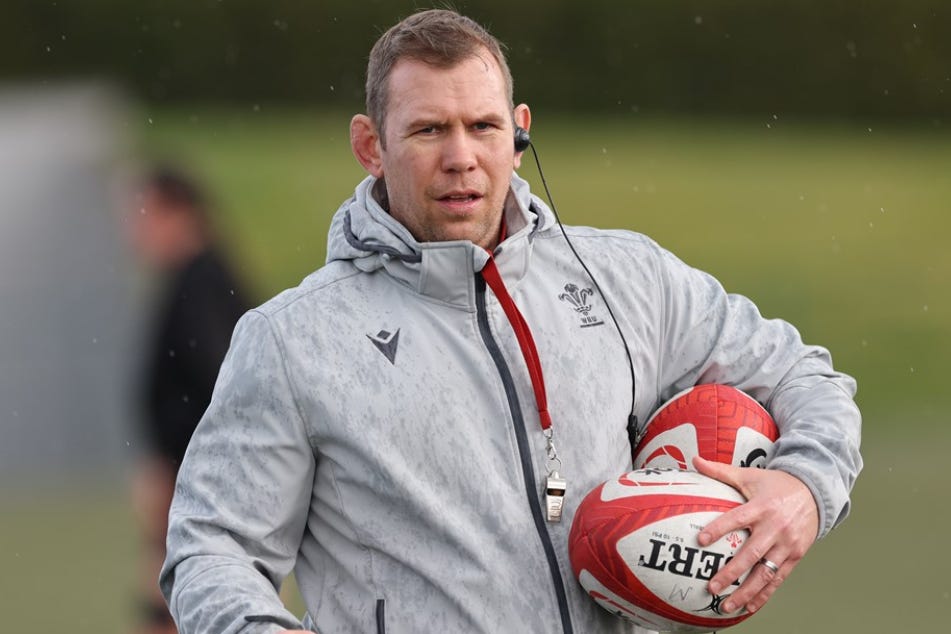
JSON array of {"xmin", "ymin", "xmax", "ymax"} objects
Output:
[{"xmin": 440, "ymin": 128, "xmax": 477, "ymax": 173}]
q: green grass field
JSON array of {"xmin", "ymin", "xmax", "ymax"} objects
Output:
[{"xmin": 4, "ymin": 108, "xmax": 946, "ymax": 631}]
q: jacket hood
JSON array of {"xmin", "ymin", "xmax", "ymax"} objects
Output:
[{"xmin": 325, "ymin": 173, "xmax": 556, "ymax": 305}]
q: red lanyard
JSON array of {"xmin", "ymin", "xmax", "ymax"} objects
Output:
[{"xmin": 480, "ymin": 256, "xmax": 552, "ymax": 431}]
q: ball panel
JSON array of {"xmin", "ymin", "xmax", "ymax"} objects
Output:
[
  {"xmin": 601, "ymin": 468, "xmax": 747, "ymax": 505},
  {"xmin": 733, "ymin": 426, "xmax": 777, "ymax": 468},
  {"xmin": 633, "ymin": 383, "xmax": 778, "ymax": 470},
  {"xmin": 631, "ymin": 423, "xmax": 696, "ymax": 470},
  {"xmin": 578, "ymin": 569, "xmax": 675, "ymax": 631},
  {"xmin": 615, "ymin": 512, "xmax": 749, "ymax": 629}
]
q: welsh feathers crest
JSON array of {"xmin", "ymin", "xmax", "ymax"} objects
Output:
[
  {"xmin": 559, "ymin": 283, "xmax": 594, "ymax": 315},
  {"xmin": 559, "ymin": 283, "xmax": 604, "ymax": 328}
]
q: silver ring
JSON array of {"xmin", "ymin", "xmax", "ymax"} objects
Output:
[{"xmin": 759, "ymin": 557, "xmax": 780, "ymax": 574}]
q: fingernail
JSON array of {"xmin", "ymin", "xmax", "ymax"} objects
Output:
[
  {"xmin": 709, "ymin": 581, "xmax": 721, "ymax": 595},
  {"xmin": 698, "ymin": 531, "xmax": 711, "ymax": 546},
  {"xmin": 723, "ymin": 601, "xmax": 735, "ymax": 613}
]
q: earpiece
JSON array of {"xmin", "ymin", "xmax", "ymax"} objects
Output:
[{"xmin": 514, "ymin": 127, "xmax": 531, "ymax": 152}]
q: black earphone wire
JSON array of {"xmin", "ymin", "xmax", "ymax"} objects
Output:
[{"xmin": 524, "ymin": 140, "xmax": 642, "ymax": 448}]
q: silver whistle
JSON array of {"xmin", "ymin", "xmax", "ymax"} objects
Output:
[{"xmin": 545, "ymin": 472, "xmax": 567, "ymax": 522}]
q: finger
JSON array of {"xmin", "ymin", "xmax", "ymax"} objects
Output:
[
  {"xmin": 708, "ymin": 528, "xmax": 779, "ymax": 595},
  {"xmin": 693, "ymin": 455, "xmax": 744, "ymax": 489},
  {"xmin": 693, "ymin": 457, "xmax": 753, "ymax": 547},
  {"xmin": 740, "ymin": 556, "xmax": 794, "ymax": 614},
  {"xmin": 698, "ymin": 502, "xmax": 755, "ymax": 548},
  {"xmin": 720, "ymin": 554, "xmax": 782, "ymax": 613}
]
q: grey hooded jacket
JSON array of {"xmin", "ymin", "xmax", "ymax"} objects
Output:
[{"xmin": 161, "ymin": 174, "xmax": 862, "ymax": 634}]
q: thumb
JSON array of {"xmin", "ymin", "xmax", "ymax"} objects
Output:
[
  {"xmin": 693, "ymin": 456, "xmax": 746, "ymax": 493},
  {"xmin": 692, "ymin": 457, "xmax": 752, "ymax": 548}
]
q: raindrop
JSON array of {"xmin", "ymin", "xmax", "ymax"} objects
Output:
[
  {"xmin": 880, "ymin": 207, "xmax": 885, "ymax": 213},
  {"xmin": 923, "ymin": 305, "xmax": 929, "ymax": 312},
  {"xmin": 252, "ymin": 104, "xmax": 261, "ymax": 112},
  {"xmin": 772, "ymin": 114, "xmax": 779, "ymax": 120},
  {"xmin": 694, "ymin": 16, "xmax": 703, "ymax": 25},
  {"xmin": 329, "ymin": 84, "xmax": 335, "ymax": 92},
  {"xmin": 45, "ymin": 45, "xmax": 51, "ymax": 52},
  {"xmin": 913, "ymin": 23, "xmax": 918, "ymax": 29},
  {"xmin": 92, "ymin": 337, "xmax": 98, "ymax": 344},
  {"xmin": 867, "ymin": 127, "xmax": 873, "ymax": 132},
  {"xmin": 861, "ymin": 339, "xmax": 868, "ymax": 347},
  {"xmin": 910, "ymin": 367, "xmax": 916, "ymax": 373},
  {"xmin": 868, "ymin": 222, "xmax": 874, "ymax": 229},
  {"xmin": 148, "ymin": 117, "xmax": 153, "ymax": 125}
]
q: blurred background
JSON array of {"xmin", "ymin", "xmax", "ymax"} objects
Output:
[{"xmin": 0, "ymin": 1, "xmax": 947, "ymax": 632}]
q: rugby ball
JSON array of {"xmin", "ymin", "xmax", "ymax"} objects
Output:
[
  {"xmin": 569, "ymin": 469, "xmax": 753, "ymax": 632},
  {"xmin": 633, "ymin": 384, "xmax": 778, "ymax": 471}
]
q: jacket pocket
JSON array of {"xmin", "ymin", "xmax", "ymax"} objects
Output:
[{"xmin": 376, "ymin": 599, "xmax": 386, "ymax": 634}]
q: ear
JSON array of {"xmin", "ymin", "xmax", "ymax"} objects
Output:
[
  {"xmin": 350, "ymin": 114, "xmax": 384, "ymax": 178},
  {"xmin": 513, "ymin": 103, "xmax": 532, "ymax": 170}
]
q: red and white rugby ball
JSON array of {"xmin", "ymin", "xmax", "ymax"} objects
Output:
[
  {"xmin": 634, "ymin": 384, "xmax": 778, "ymax": 471},
  {"xmin": 569, "ymin": 469, "xmax": 753, "ymax": 632}
]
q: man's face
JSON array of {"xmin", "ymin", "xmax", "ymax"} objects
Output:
[{"xmin": 360, "ymin": 52, "xmax": 527, "ymax": 251}]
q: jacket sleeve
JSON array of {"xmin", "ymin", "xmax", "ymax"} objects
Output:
[
  {"xmin": 160, "ymin": 310, "xmax": 314, "ymax": 633},
  {"xmin": 651, "ymin": 243, "xmax": 862, "ymax": 539}
]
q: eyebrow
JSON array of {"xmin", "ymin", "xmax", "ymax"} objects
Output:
[{"xmin": 404, "ymin": 112, "xmax": 508, "ymax": 130}]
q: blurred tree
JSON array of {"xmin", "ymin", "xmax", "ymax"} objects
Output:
[{"xmin": 2, "ymin": 0, "xmax": 948, "ymax": 118}]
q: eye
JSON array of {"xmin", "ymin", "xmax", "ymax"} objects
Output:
[{"xmin": 473, "ymin": 122, "xmax": 493, "ymax": 131}]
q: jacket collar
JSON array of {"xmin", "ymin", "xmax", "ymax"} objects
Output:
[{"xmin": 327, "ymin": 174, "xmax": 552, "ymax": 307}]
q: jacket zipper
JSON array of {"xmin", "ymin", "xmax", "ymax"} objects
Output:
[{"xmin": 475, "ymin": 275, "xmax": 574, "ymax": 634}]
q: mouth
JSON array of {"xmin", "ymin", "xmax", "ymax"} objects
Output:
[
  {"xmin": 436, "ymin": 190, "xmax": 484, "ymax": 212},
  {"xmin": 438, "ymin": 191, "xmax": 482, "ymax": 203}
]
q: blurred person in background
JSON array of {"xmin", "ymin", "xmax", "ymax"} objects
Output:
[
  {"xmin": 128, "ymin": 166, "xmax": 251, "ymax": 634},
  {"xmin": 160, "ymin": 9, "xmax": 861, "ymax": 634}
]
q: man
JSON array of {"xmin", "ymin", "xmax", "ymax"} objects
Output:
[
  {"xmin": 161, "ymin": 9, "xmax": 861, "ymax": 634},
  {"xmin": 130, "ymin": 166, "xmax": 251, "ymax": 633}
]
